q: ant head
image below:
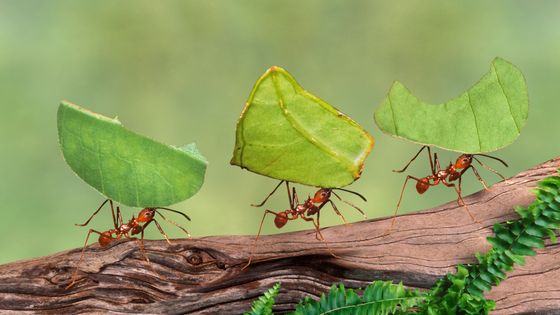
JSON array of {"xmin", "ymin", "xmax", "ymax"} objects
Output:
[
  {"xmin": 454, "ymin": 154, "xmax": 473, "ymax": 169},
  {"xmin": 312, "ymin": 188, "xmax": 331, "ymax": 203},
  {"xmin": 138, "ymin": 208, "xmax": 156, "ymax": 222}
]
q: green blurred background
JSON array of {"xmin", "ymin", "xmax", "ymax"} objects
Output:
[{"xmin": 1, "ymin": 1, "xmax": 559, "ymax": 264}]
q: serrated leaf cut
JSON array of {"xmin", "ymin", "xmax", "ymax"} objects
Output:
[
  {"xmin": 58, "ymin": 101, "xmax": 207, "ymax": 207},
  {"xmin": 374, "ymin": 57, "xmax": 528, "ymax": 153},
  {"xmin": 231, "ymin": 66, "xmax": 374, "ymax": 188}
]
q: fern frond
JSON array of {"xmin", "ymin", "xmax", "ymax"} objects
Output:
[
  {"xmin": 245, "ymin": 283, "xmax": 281, "ymax": 315},
  {"xmin": 291, "ymin": 281, "xmax": 424, "ymax": 315},
  {"xmin": 420, "ymin": 171, "xmax": 560, "ymax": 314}
]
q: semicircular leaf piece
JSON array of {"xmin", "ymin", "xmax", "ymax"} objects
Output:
[
  {"xmin": 231, "ymin": 66, "xmax": 374, "ymax": 188},
  {"xmin": 374, "ymin": 57, "xmax": 528, "ymax": 153},
  {"xmin": 58, "ymin": 101, "xmax": 207, "ymax": 207}
]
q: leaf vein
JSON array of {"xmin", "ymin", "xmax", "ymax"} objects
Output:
[
  {"xmin": 493, "ymin": 63, "xmax": 521, "ymax": 133},
  {"xmin": 387, "ymin": 94, "xmax": 399, "ymax": 136},
  {"xmin": 466, "ymin": 91, "xmax": 482, "ymax": 152},
  {"xmin": 270, "ymin": 73, "xmax": 355, "ymax": 177}
]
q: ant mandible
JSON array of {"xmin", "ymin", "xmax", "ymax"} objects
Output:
[
  {"xmin": 244, "ymin": 180, "xmax": 367, "ymax": 269},
  {"xmin": 66, "ymin": 199, "xmax": 191, "ymax": 289},
  {"xmin": 389, "ymin": 145, "xmax": 508, "ymax": 231}
]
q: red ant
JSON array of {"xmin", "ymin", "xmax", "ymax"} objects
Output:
[
  {"xmin": 243, "ymin": 180, "xmax": 367, "ymax": 269},
  {"xmin": 389, "ymin": 145, "xmax": 508, "ymax": 230},
  {"xmin": 66, "ymin": 199, "xmax": 191, "ymax": 289}
]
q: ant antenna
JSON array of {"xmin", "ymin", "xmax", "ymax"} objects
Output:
[
  {"xmin": 155, "ymin": 207, "xmax": 191, "ymax": 221},
  {"xmin": 332, "ymin": 188, "xmax": 367, "ymax": 202},
  {"xmin": 472, "ymin": 156, "xmax": 507, "ymax": 180},
  {"xmin": 393, "ymin": 145, "xmax": 431, "ymax": 173},
  {"xmin": 331, "ymin": 191, "xmax": 367, "ymax": 218},
  {"xmin": 473, "ymin": 153, "xmax": 509, "ymax": 167},
  {"xmin": 155, "ymin": 210, "xmax": 191, "ymax": 237}
]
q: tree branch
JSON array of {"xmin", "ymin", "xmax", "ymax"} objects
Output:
[{"xmin": 1, "ymin": 157, "xmax": 559, "ymax": 314}]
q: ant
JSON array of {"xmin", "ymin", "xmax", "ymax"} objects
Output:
[
  {"xmin": 243, "ymin": 180, "xmax": 367, "ymax": 269},
  {"xmin": 389, "ymin": 145, "xmax": 508, "ymax": 231},
  {"xmin": 66, "ymin": 199, "xmax": 191, "ymax": 289}
]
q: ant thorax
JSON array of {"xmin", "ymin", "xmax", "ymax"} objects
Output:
[
  {"xmin": 436, "ymin": 169, "xmax": 449, "ymax": 178},
  {"xmin": 118, "ymin": 224, "xmax": 131, "ymax": 233},
  {"xmin": 296, "ymin": 204, "xmax": 307, "ymax": 212}
]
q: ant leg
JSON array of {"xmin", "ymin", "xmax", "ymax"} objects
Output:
[
  {"xmin": 66, "ymin": 229, "xmax": 105, "ymax": 289},
  {"xmin": 75, "ymin": 199, "xmax": 111, "ymax": 227},
  {"xmin": 433, "ymin": 152, "xmax": 441, "ymax": 175},
  {"xmin": 393, "ymin": 146, "xmax": 430, "ymax": 173},
  {"xmin": 301, "ymin": 215, "xmax": 340, "ymax": 259},
  {"xmin": 443, "ymin": 179, "xmax": 479, "ymax": 223},
  {"xmin": 331, "ymin": 191, "xmax": 367, "ymax": 219},
  {"xmin": 123, "ymin": 230, "xmax": 150, "ymax": 263},
  {"xmin": 292, "ymin": 186, "xmax": 299, "ymax": 207},
  {"xmin": 137, "ymin": 225, "xmax": 150, "ymax": 262},
  {"xmin": 115, "ymin": 204, "xmax": 124, "ymax": 227},
  {"xmin": 243, "ymin": 210, "xmax": 282, "ymax": 270},
  {"xmin": 155, "ymin": 211, "xmax": 191, "ymax": 237},
  {"xmin": 103, "ymin": 200, "xmax": 119, "ymax": 229},
  {"xmin": 286, "ymin": 182, "xmax": 295, "ymax": 209},
  {"xmin": 326, "ymin": 199, "xmax": 347, "ymax": 225},
  {"xmin": 314, "ymin": 211, "xmax": 324, "ymax": 240},
  {"xmin": 251, "ymin": 180, "xmax": 285, "ymax": 207},
  {"xmin": 387, "ymin": 175, "xmax": 425, "ymax": 234},
  {"xmin": 152, "ymin": 219, "xmax": 172, "ymax": 245},
  {"xmin": 468, "ymin": 165, "xmax": 491, "ymax": 190}
]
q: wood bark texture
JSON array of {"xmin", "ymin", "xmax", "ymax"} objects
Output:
[{"xmin": 1, "ymin": 157, "xmax": 559, "ymax": 315}]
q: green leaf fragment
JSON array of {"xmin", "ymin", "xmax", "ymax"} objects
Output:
[
  {"xmin": 231, "ymin": 66, "xmax": 374, "ymax": 188},
  {"xmin": 58, "ymin": 101, "xmax": 207, "ymax": 207},
  {"xmin": 374, "ymin": 57, "xmax": 528, "ymax": 153}
]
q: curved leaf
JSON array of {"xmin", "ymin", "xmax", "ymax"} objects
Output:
[
  {"xmin": 57, "ymin": 101, "xmax": 207, "ymax": 207},
  {"xmin": 374, "ymin": 57, "xmax": 528, "ymax": 153},
  {"xmin": 231, "ymin": 66, "xmax": 374, "ymax": 188}
]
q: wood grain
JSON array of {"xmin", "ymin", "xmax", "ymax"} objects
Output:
[{"xmin": 0, "ymin": 157, "xmax": 559, "ymax": 314}]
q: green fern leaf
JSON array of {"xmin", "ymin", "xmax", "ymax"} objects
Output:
[
  {"xmin": 245, "ymin": 283, "xmax": 281, "ymax": 315},
  {"xmin": 292, "ymin": 281, "xmax": 423, "ymax": 315}
]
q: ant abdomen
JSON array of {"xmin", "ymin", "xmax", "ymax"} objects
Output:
[
  {"xmin": 416, "ymin": 178, "xmax": 430, "ymax": 194},
  {"xmin": 98, "ymin": 232, "xmax": 112, "ymax": 247},
  {"xmin": 274, "ymin": 212, "xmax": 288, "ymax": 228}
]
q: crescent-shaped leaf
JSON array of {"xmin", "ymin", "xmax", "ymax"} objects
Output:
[
  {"xmin": 231, "ymin": 66, "xmax": 374, "ymax": 188},
  {"xmin": 57, "ymin": 101, "xmax": 207, "ymax": 207},
  {"xmin": 374, "ymin": 57, "xmax": 528, "ymax": 153}
]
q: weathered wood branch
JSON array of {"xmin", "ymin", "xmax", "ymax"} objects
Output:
[{"xmin": 1, "ymin": 157, "xmax": 559, "ymax": 314}]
